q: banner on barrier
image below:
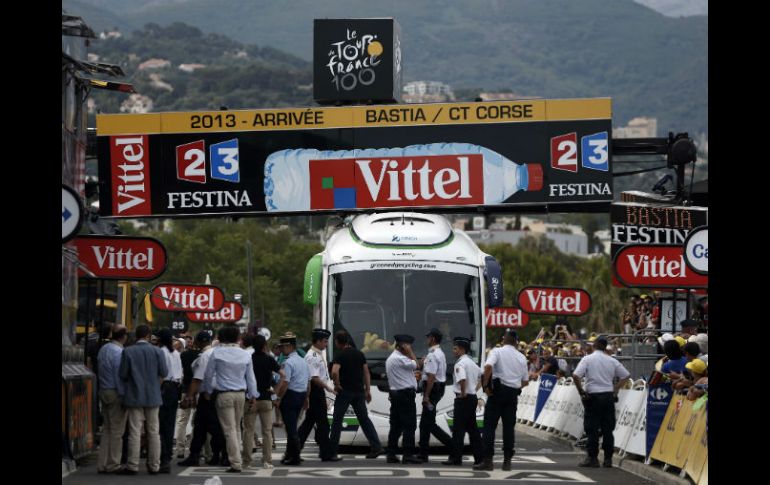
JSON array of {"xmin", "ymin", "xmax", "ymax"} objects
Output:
[
  {"xmin": 650, "ymin": 394, "xmax": 691, "ymax": 466},
  {"xmin": 516, "ymin": 382, "xmax": 538, "ymax": 422},
  {"xmin": 684, "ymin": 400, "xmax": 708, "ymax": 483},
  {"xmin": 534, "ymin": 374, "xmax": 558, "ymax": 421},
  {"xmin": 613, "ymin": 388, "xmax": 646, "ymax": 453},
  {"xmin": 646, "ymin": 383, "xmax": 673, "ymax": 457},
  {"xmin": 554, "ymin": 385, "xmax": 582, "ymax": 435},
  {"xmin": 623, "ymin": 398, "xmax": 648, "ymax": 456}
]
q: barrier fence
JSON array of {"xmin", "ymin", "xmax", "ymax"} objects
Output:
[{"xmin": 513, "ymin": 376, "xmax": 707, "ymax": 484}]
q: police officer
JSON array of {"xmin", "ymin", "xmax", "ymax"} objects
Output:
[
  {"xmin": 442, "ymin": 336, "xmax": 482, "ymax": 466},
  {"xmin": 475, "ymin": 328, "xmax": 529, "ymax": 471},
  {"xmin": 572, "ymin": 336, "xmax": 631, "ymax": 468},
  {"xmin": 274, "ymin": 332, "xmax": 311, "ymax": 466},
  {"xmin": 298, "ymin": 328, "xmax": 341, "ymax": 462},
  {"xmin": 385, "ymin": 334, "xmax": 422, "ymax": 464},
  {"xmin": 417, "ymin": 328, "xmax": 453, "ymax": 462}
]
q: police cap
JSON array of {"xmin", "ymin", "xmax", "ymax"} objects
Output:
[
  {"xmin": 312, "ymin": 328, "xmax": 331, "ymax": 340},
  {"xmin": 279, "ymin": 331, "xmax": 298, "ymax": 346},
  {"xmin": 425, "ymin": 328, "xmax": 442, "ymax": 339},
  {"xmin": 504, "ymin": 328, "xmax": 519, "ymax": 341},
  {"xmin": 394, "ymin": 334, "xmax": 415, "ymax": 344},
  {"xmin": 453, "ymin": 336, "xmax": 471, "ymax": 350},
  {"xmin": 195, "ymin": 330, "xmax": 212, "ymax": 344}
]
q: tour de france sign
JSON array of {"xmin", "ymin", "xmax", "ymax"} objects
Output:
[{"xmin": 96, "ymin": 98, "xmax": 613, "ymax": 218}]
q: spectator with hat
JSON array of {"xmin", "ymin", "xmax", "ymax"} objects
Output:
[
  {"xmin": 685, "ymin": 359, "xmax": 708, "ymax": 401},
  {"xmin": 385, "ymin": 334, "xmax": 421, "ymax": 464},
  {"xmin": 441, "ymin": 336, "xmax": 481, "ymax": 466},
  {"xmin": 661, "ymin": 340, "xmax": 688, "ymax": 376},
  {"xmin": 688, "ymin": 334, "xmax": 708, "ymax": 363},
  {"xmin": 417, "ymin": 328, "xmax": 453, "ymax": 462},
  {"xmin": 274, "ymin": 332, "xmax": 310, "ymax": 466},
  {"xmin": 475, "ymin": 328, "xmax": 529, "ymax": 472},
  {"xmin": 298, "ymin": 328, "xmax": 341, "ymax": 462},
  {"xmin": 329, "ymin": 330, "xmax": 385, "ymax": 459},
  {"xmin": 572, "ymin": 336, "xmax": 631, "ymax": 468}
]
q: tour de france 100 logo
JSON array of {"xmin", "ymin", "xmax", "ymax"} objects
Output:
[{"xmin": 325, "ymin": 28, "xmax": 384, "ymax": 92}]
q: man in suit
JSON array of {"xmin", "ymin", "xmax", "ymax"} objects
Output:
[{"xmin": 118, "ymin": 325, "xmax": 168, "ymax": 475}]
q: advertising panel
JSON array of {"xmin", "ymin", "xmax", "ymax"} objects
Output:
[
  {"xmin": 534, "ymin": 374, "xmax": 558, "ymax": 421},
  {"xmin": 71, "ymin": 235, "xmax": 167, "ymax": 280},
  {"xmin": 97, "ymin": 99, "xmax": 613, "ymax": 217},
  {"xmin": 485, "ymin": 307, "xmax": 529, "ymax": 327},
  {"xmin": 613, "ymin": 244, "xmax": 708, "ymax": 288},
  {"xmin": 150, "ymin": 283, "xmax": 225, "ymax": 312},
  {"xmin": 186, "ymin": 301, "xmax": 244, "ymax": 323},
  {"xmin": 516, "ymin": 286, "xmax": 591, "ymax": 316}
]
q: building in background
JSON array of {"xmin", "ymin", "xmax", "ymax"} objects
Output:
[
  {"xmin": 465, "ymin": 216, "xmax": 589, "ymax": 256},
  {"xmin": 403, "ymin": 80, "xmax": 455, "ymax": 103}
]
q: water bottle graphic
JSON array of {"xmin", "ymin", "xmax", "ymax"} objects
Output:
[{"xmin": 263, "ymin": 143, "xmax": 543, "ymax": 212}]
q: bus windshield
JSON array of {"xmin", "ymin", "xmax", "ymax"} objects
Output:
[{"xmin": 328, "ymin": 267, "xmax": 482, "ymax": 368}]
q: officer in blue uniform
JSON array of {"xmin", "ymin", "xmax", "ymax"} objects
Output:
[{"xmin": 385, "ymin": 334, "xmax": 422, "ymax": 464}]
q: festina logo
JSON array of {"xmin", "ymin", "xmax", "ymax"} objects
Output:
[
  {"xmin": 548, "ymin": 183, "xmax": 611, "ymax": 198},
  {"xmin": 92, "ymin": 245, "xmax": 154, "ymax": 270},
  {"xmin": 166, "ymin": 190, "xmax": 252, "ymax": 209},
  {"xmin": 110, "ymin": 135, "xmax": 151, "ymax": 215},
  {"xmin": 518, "ymin": 287, "xmax": 591, "ymax": 316}
]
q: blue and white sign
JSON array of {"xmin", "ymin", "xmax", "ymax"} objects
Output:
[
  {"xmin": 646, "ymin": 383, "xmax": 673, "ymax": 457},
  {"xmin": 534, "ymin": 374, "xmax": 558, "ymax": 421},
  {"xmin": 210, "ymin": 139, "xmax": 240, "ymax": 183},
  {"xmin": 581, "ymin": 131, "xmax": 609, "ymax": 172},
  {"xmin": 484, "ymin": 255, "xmax": 504, "ymax": 308},
  {"xmin": 62, "ymin": 184, "xmax": 83, "ymax": 243},
  {"xmin": 684, "ymin": 225, "xmax": 708, "ymax": 275}
]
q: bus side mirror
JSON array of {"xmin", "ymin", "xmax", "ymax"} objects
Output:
[{"xmin": 484, "ymin": 256, "xmax": 504, "ymax": 308}]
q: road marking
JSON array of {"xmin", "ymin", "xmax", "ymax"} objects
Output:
[{"xmin": 179, "ymin": 467, "xmax": 595, "ymax": 481}]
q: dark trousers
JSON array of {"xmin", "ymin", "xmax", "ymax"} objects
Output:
[
  {"xmin": 583, "ymin": 393, "xmax": 616, "ymax": 459},
  {"xmin": 387, "ymin": 389, "xmax": 417, "ymax": 457},
  {"xmin": 280, "ymin": 390, "xmax": 306, "ymax": 461},
  {"xmin": 189, "ymin": 395, "xmax": 225, "ymax": 459},
  {"xmin": 330, "ymin": 389, "xmax": 382, "ymax": 455},
  {"xmin": 482, "ymin": 384, "xmax": 520, "ymax": 459},
  {"xmin": 450, "ymin": 395, "xmax": 483, "ymax": 462},
  {"xmin": 159, "ymin": 382, "xmax": 180, "ymax": 465},
  {"xmin": 298, "ymin": 387, "xmax": 334, "ymax": 459},
  {"xmin": 418, "ymin": 383, "xmax": 453, "ymax": 455}
]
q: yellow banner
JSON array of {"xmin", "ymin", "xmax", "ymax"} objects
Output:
[
  {"xmin": 698, "ymin": 459, "xmax": 708, "ymax": 485},
  {"xmin": 96, "ymin": 98, "xmax": 611, "ymax": 135},
  {"xmin": 684, "ymin": 400, "xmax": 708, "ymax": 484},
  {"xmin": 650, "ymin": 394, "xmax": 691, "ymax": 467}
]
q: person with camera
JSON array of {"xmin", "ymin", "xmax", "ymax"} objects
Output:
[
  {"xmin": 385, "ymin": 334, "xmax": 422, "ymax": 464},
  {"xmin": 417, "ymin": 328, "xmax": 453, "ymax": 462},
  {"xmin": 475, "ymin": 328, "xmax": 529, "ymax": 472},
  {"xmin": 572, "ymin": 336, "xmax": 631, "ymax": 468}
]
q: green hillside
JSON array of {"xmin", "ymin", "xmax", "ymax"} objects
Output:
[{"xmin": 65, "ymin": 0, "xmax": 707, "ymax": 135}]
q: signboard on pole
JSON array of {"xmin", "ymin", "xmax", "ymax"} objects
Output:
[
  {"xmin": 683, "ymin": 226, "xmax": 708, "ymax": 275},
  {"xmin": 613, "ymin": 244, "xmax": 708, "ymax": 288},
  {"xmin": 62, "ymin": 184, "xmax": 84, "ymax": 243},
  {"xmin": 97, "ymin": 98, "xmax": 613, "ymax": 217},
  {"xmin": 516, "ymin": 286, "xmax": 592, "ymax": 316},
  {"xmin": 186, "ymin": 301, "xmax": 244, "ymax": 323},
  {"xmin": 71, "ymin": 235, "xmax": 167, "ymax": 280},
  {"xmin": 150, "ymin": 283, "xmax": 225, "ymax": 312},
  {"xmin": 485, "ymin": 307, "xmax": 529, "ymax": 328}
]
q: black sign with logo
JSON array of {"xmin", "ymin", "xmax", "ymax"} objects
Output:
[{"xmin": 314, "ymin": 18, "xmax": 402, "ymax": 104}]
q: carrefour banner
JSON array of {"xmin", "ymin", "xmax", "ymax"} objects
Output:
[
  {"xmin": 534, "ymin": 374, "xmax": 558, "ymax": 421},
  {"xmin": 645, "ymin": 383, "xmax": 674, "ymax": 457},
  {"xmin": 97, "ymin": 98, "xmax": 612, "ymax": 218}
]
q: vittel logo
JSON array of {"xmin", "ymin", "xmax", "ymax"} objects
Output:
[
  {"xmin": 309, "ymin": 154, "xmax": 484, "ymax": 209},
  {"xmin": 517, "ymin": 287, "xmax": 592, "ymax": 316},
  {"xmin": 111, "ymin": 135, "xmax": 152, "ymax": 216}
]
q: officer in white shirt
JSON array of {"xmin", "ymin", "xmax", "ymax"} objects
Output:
[
  {"xmin": 417, "ymin": 328, "xmax": 453, "ymax": 462},
  {"xmin": 475, "ymin": 329, "xmax": 529, "ymax": 471},
  {"xmin": 441, "ymin": 336, "xmax": 482, "ymax": 466},
  {"xmin": 385, "ymin": 334, "xmax": 422, "ymax": 464},
  {"xmin": 298, "ymin": 328, "xmax": 341, "ymax": 462},
  {"xmin": 572, "ymin": 336, "xmax": 631, "ymax": 468}
]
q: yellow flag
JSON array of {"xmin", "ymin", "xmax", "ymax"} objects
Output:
[{"xmin": 144, "ymin": 294, "xmax": 153, "ymax": 323}]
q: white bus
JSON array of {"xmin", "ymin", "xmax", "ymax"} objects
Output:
[{"xmin": 303, "ymin": 212, "xmax": 504, "ymax": 446}]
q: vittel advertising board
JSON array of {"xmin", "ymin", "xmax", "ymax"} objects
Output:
[{"xmin": 97, "ymin": 98, "xmax": 613, "ymax": 218}]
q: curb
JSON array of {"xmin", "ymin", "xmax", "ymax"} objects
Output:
[{"xmin": 515, "ymin": 422, "xmax": 693, "ymax": 485}]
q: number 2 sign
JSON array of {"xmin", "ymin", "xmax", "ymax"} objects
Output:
[
  {"xmin": 176, "ymin": 139, "xmax": 241, "ymax": 184},
  {"xmin": 551, "ymin": 133, "xmax": 578, "ymax": 173},
  {"xmin": 550, "ymin": 131, "xmax": 609, "ymax": 173}
]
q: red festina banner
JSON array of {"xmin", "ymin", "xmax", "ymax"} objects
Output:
[
  {"xmin": 517, "ymin": 286, "xmax": 592, "ymax": 316},
  {"xmin": 150, "ymin": 283, "xmax": 225, "ymax": 312},
  {"xmin": 485, "ymin": 307, "xmax": 530, "ymax": 328},
  {"xmin": 186, "ymin": 301, "xmax": 244, "ymax": 323},
  {"xmin": 72, "ymin": 235, "xmax": 167, "ymax": 280},
  {"xmin": 613, "ymin": 244, "xmax": 708, "ymax": 289}
]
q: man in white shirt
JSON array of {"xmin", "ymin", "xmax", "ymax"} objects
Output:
[
  {"xmin": 385, "ymin": 334, "xmax": 421, "ymax": 464},
  {"xmin": 572, "ymin": 336, "xmax": 631, "ymax": 468},
  {"xmin": 157, "ymin": 328, "xmax": 183, "ymax": 473},
  {"xmin": 475, "ymin": 329, "xmax": 529, "ymax": 471},
  {"xmin": 298, "ymin": 328, "xmax": 341, "ymax": 462},
  {"xmin": 417, "ymin": 328, "xmax": 453, "ymax": 462},
  {"xmin": 441, "ymin": 337, "xmax": 482, "ymax": 466}
]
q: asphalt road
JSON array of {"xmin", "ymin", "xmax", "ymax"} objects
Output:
[{"xmin": 64, "ymin": 426, "xmax": 652, "ymax": 484}]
